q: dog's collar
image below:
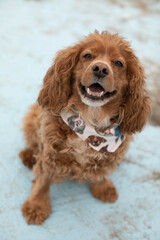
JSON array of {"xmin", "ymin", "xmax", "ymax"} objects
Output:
[{"xmin": 60, "ymin": 111, "xmax": 125, "ymax": 155}]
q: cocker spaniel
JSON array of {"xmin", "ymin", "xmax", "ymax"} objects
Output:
[{"xmin": 19, "ymin": 31, "xmax": 151, "ymax": 225}]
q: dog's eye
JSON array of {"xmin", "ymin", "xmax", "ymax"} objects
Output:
[
  {"xmin": 115, "ymin": 60, "xmax": 123, "ymax": 67},
  {"xmin": 83, "ymin": 53, "xmax": 93, "ymax": 59}
]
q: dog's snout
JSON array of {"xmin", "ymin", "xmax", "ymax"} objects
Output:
[
  {"xmin": 93, "ymin": 140, "xmax": 99, "ymax": 145},
  {"xmin": 92, "ymin": 62, "xmax": 109, "ymax": 78}
]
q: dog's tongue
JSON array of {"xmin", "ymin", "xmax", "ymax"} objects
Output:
[{"xmin": 89, "ymin": 83, "xmax": 104, "ymax": 93}]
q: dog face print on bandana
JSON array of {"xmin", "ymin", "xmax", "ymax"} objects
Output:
[{"xmin": 61, "ymin": 111, "xmax": 125, "ymax": 155}]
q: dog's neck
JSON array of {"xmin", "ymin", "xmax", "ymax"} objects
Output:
[
  {"xmin": 80, "ymin": 106, "xmax": 111, "ymax": 129},
  {"xmin": 66, "ymin": 96, "xmax": 119, "ymax": 129},
  {"xmin": 66, "ymin": 78, "xmax": 123, "ymax": 130}
]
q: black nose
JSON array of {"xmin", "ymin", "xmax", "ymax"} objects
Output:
[
  {"xmin": 92, "ymin": 63, "xmax": 109, "ymax": 78},
  {"xmin": 93, "ymin": 140, "xmax": 98, "ymax": 144}
]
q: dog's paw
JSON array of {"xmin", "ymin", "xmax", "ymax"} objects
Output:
[
  {"xmin": 21, "ymin": 200, "xmax": 51, "ymax": 225},
  {"xmin": 90, "ymin": 179, "xmax": 118, "ymax": 203},
  {"xmin": 19, "ymin": 148, "xmax": 36, "ymax": 168}
]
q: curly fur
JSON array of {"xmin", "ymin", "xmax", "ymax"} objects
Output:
[{"xmin": 19, "ymin": 31, "xmax": 151, "ymax": 224}]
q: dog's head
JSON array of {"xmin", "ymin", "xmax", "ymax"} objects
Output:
[
  {"xmin": 67, "ymin": 115, "xmax": 85, "ymax": 134},
  {"xmin": 85, "ymin": 135, "xmax": 106, "ymax": 147},
  {"xmin": 38, "ymin": 31, "xmax": 151, "ymax": 134}
]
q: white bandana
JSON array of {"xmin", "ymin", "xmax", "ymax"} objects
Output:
[{"xmin": 61, "ymin": 111, "xmax": 125, "ymax": 155}]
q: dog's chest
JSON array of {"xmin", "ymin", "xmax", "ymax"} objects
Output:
[
  {"xmin": 63, "ymin": 111, "xmax": 112, "ymax": 164},
  {"xmin": 65, "ymin": 132, "xmax": 112, "ymax": 181},
  {"xmin": 66, "ymin": 133, "xmax": 89, "ymax": 164}
]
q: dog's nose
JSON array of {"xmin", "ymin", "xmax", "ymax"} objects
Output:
[
  {"xmin": 93, "ymin": 140, "xmax": 98, "ymax": 144},
  {"xmin": 92, "ymin": 63, "xmax": 109, "ymax": 78}
]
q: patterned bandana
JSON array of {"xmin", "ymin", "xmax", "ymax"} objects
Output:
[{"xmin": 61, "ymin": 111, "xmax": 125, "ymax": 155}]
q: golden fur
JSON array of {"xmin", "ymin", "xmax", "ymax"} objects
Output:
[{"xmin": 19, "ymin": 31, "xmax": 151, "ymax": 224}]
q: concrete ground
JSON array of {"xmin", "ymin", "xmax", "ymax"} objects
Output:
[{"xmin": 0, "ymin": 0, "xmax": 160, "ymax": 239}]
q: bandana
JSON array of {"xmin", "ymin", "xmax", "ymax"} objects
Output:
[{"xmin": 61, "ymin": 111, "xmax": 125, "ymax": 155}]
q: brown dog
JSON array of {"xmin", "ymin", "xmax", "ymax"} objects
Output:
[
  {"xmin": 85, "ymin": 135, "xmax": 106, "ymax": 147},
  {"xmin": 19, "ymin": 31, "xmax": 151, "ymax": 225}
]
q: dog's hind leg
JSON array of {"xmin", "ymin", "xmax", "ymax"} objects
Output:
[
  {"xmin": 19, "ymin": 148, "xmax": 36, "ymax": 168},
  {"xmin": 19, "ymin": 104, "xmax": 40, "ymax": 168}
]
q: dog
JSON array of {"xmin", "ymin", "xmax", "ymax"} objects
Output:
[
  {"xmin": 67, "ymin": 115, "xmax": 86, "ymax": 134},
  {"xmin": 19, "ymin": 31, "xmax": 151, "ymax": 224},
  {"xmin": 85, "ymin": 135, "xmax": 106, "ymax": 147}
]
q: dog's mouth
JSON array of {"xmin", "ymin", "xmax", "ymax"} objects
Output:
[
  {"xmin": 80, "ymin": 82, "xmax": 117, "ymax": 101},
  {"xmin": 92, "ymin": 142, "xmax": 100, "ymax": 146}
]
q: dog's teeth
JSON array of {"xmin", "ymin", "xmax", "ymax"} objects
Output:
[
  {"xmin": 86, "ymin": 87, "xmax": 105, "ymax": 97},
  {"xmin": 87, "ymin": 88, "xmax": 91, "ymax": 95},
  {"xmin": 100, "ymin": 91, "xmax": 104, "ymax": 97},
  {"xmin": 86, "ymin": 88, "xmax": 105, "ymax": 97}
]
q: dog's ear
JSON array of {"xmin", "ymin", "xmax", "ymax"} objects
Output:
[
  {"xmin": 120, "ymin": 49, "xmax": 151, "ymax": 134},
  {"xmin": 38, "ymin": 44, "xmax": 81, "ymax": 113},
  {"xmin": 85, "ymin": 137, "xmax": 90, "ymax": 144}
]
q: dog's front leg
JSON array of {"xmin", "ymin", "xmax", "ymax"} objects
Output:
[
  {"xmin": 22, "ymin": 174, "xmax": 51, "ymax": 225},
  {"xmin": 90, "ymin": 178, "xmax": 118, "ymax": 203}
]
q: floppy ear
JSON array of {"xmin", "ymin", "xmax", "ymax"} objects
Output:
[
  {"xmin": 85, "ymin": 137, "xmax": 90, "ymax": 144},
  {"xmin": 120, "ymin": 51, "xmax": 151, "ymax": 134},
  {"xmin": 38, "ymin": 44, "xmax": 81, "ymax": 113}
]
